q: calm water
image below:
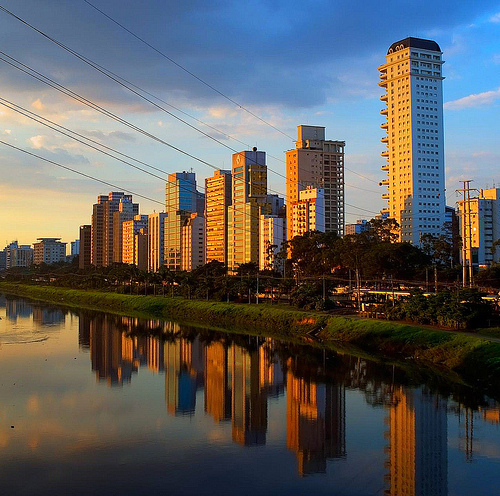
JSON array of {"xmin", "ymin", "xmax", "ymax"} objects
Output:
[{"xmin": 1, "ymin": 296, "xmax": 500, "ymax": 495}]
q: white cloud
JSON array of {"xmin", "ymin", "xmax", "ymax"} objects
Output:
[
  {"xmin": 28, "ymin": 135, "xmax": 46, "ymax": 149},
  {"xmin": 444, "ymin": 88, "xmax": 500, "ymax": 110},
  {"xmin": 489, "ymin": 12, "xmax": 500, "ymax": 23},
  {"xmin": 32, "ymin": 99, "xmax": 45, "ymax": 111},
  {"xmin": 3, "ymin": 129, "xmax": 11, "ymax": 135}
]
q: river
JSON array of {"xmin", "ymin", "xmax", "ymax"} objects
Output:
[{"xmin": 0, "ymin": 295, "xmax": 499, "ymax": 495}]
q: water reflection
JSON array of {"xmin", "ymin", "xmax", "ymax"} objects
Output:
[
  {"xmin": 2, "ymin": 297, "xmax": 500, "ymax": 495},
  {"xmin": 385, "ymin": 387, "xmax": 447, "ymax": 496}
]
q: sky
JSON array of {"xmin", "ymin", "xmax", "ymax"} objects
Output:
[{"xmin": 0, "ymin": 0, "xmax": 499, "ymax": 247}]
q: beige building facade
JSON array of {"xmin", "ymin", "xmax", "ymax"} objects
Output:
[
  {"xmin": 286, "ymin": 126, "xmax": 344, "ymax": 241},
  {"xmin": 379, "ymin": 37, "xmax": 445, "ymax": 244},
  {"xmin": 205, "ymin": 170, "xmax": 232, "ymax": 265}
]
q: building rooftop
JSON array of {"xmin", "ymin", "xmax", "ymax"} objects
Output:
[{"xmin": 387, "ymin": 37, "xmax": 441, "ymax": 54}]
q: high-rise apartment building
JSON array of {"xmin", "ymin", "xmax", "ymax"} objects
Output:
[
  {"xmin": 205, "ymin": 170, "xmax": 232, "ymax": 265},
  {"xmin": 379, "ymin": 37, "xmax": 445, "ymax": 244},
  {"xmin": 113, "ymin": 196, "xmax": 138, "ymax": 263},
  {"xmin": 259, "ymin": 214, "xmax": 286, "ymax": 272},
  {"xmin": 91, "ymin": 192, "xmax": 138, "ymax": 267},
  {"xmin": 164, "ymin": 172, "xmax": 202, "ymax": 271},
  {"xmin": 3, "ymin": 241, "xmax": 33, "ymax": 268},
  {"xmin": 227, "ymin": 149, "xmax": 269, "ymax": 270},
  {"xmin": 79, "ymin": 225, "xmax": 91, "ymax": 269},
  {"xmin": 458, "ymin": 188, "xmax": 500, "ymax": 269},
  {"xmin": 148, "ymin": 212, "xmax": 167, "ymax": 272},
  {"xmin": 290, "ymin": 187, "xmax": 325, "ymax": 238},
  {"xmin": 181, "ymin": 212, "xmax": 205, "ymax": 271},
  {"xmin": 286, "ymin": 126, "xmax": 344, "ymax": 241},
  {"xmin": 122, "ymin": 215, "xmax": 149, "ymax": 270},
  {"xmin": 33, "ymin": 238, "xmax": 67, "ymax": 265}
]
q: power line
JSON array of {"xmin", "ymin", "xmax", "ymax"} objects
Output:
[
  {"xmin": 0, "ymin": 139, "xmax": 164, "ymax": 206},
  {"xmin": 0, "ymin": 4, "xmax": 380, "ymax": 200},
  {"xmin": 0, "ymin": 51, "xmax": 380, "ymax": 228},
  {"xmin": 81, "ymin": 0, "xmax": 295, "ymax": 141}
]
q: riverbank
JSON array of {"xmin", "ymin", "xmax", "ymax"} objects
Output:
[{"xmin": 2, "ymin": 282, "xmax": 500, "ymax": 390}]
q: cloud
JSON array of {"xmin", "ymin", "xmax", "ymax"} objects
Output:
[
  {"xmin": 85, "ymin": 129, "xmax": 136, "ymax": 142},
  {"xmin": 27, "ymin": 135, "xmax": 90, "ymax": 164},
  {"xmin": 32, "ymin": 98, "xmax": 45, "ymax": 111},
  {"xmin": 29, "ymin": 134, "xmax": 46, "ymax": 149},
  {"xmin": 489, "ymin": 12, "xmax": 500, "ymax": 22},
  {"xmin": 444, "ymin": 88, "xmax": 500, "ymax": 109}
]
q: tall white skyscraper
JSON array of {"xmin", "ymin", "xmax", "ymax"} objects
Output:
[{"xmin": 379, "ymin": 38, "xmax": 445, "ymax": 244}]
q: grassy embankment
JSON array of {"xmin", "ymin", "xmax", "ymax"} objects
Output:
[{"xmin": 2, "ymin": 282, "xmax": 500, "ymax": 389}]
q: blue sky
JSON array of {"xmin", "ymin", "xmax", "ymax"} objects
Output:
[{"xmin": 0, "ymin": 0, "xmax": 499, "ymax": 246}]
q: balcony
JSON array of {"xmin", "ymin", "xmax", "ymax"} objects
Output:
[
  {"xmin": 380, "ymin": 94, "xmax": 388, "ymax": 102},
  {"xmin": 381, "ymin": 163, "xmax": 389, "ymax": 171},
  {"xmin": 380, "ymin": 207, "xmax": 390, "ymax": 214},
  {"xmin": 380, "ymin": 108, "xmax": 388, "ymax": 115},
  {"xmin": 381, "ymin": 136, "xmax": 389, "ymax": 143},
  {"xmin": 382, "ymin": 193, "xmax": 389, "ymax": 200},
  {"xmin": 380, "ymin": 178, "xmax": 389, "ymax": 186},
  {"xmin": 380, "ymin": 122, "xmax": 388, "ymax": 129},
  {"xmin": 381, "ymin": 150, "xmax": 389, "ymax": 157}
]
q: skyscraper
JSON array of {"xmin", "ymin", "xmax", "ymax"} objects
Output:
[
  {"xmin": 91, "ymin": 192, "xmax": 138, "ymax": 267},
  {"xmin": 379, "ymin": 37, "xmax": 445, "ymax": 244},
  {"xmin": 164, "ymin": 172, "xmax": 202, "ymax": 271},
  {"xmin": 79, "ymin": 225, "xmax": 91, "ymax": 269},
  {"xmin": 227, "ymin": 149, "xmax": 269, "ymax": 270},
  {"xmin": 205, "ymin": 169, "xmax": 232, "ymax": 265},
  {"xmin": 286, "ymin": 125, "xmax": 345, "ymax": 241},
  {"xmin": 148, "ymin": 212, "xmax": 167, "ymax": 272}
]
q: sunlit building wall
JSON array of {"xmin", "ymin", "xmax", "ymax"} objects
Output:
[
  {"xmin": 458, "ymin": 188, "xmax": 500, "ymax": 268},
  {"xmin": 165, "ymin": 172, "xmax": 201, "ymax": 271},
  {"xmin": 205, "ymin": 169, "xmax": 232, "ymax": 265},
  {"xmin": 3, "ymin": 241, "xmax": 33, "ymax": 268},
  {"xmin": 33, "ymin": 237, "xmax": 66, "ymax": 265},
  {"xmin": 181, "ymin": 212, "xmax": 205, "ymax": 271},
  {"xmin": 290, "ymin": 187, "xmax": 325, "ymax": 238},
  {"xmin": 112, "ymin": 196, "xmax": 137, "ymax": 263},
  {"xmin": 91, "ymin": 192, "xmax": 138, "ymax": 267},
  {"xmin": 259, "ymin": 214, "xmax": 286, "ymax": 272},
  {"xmin": 148, "ymin": 212, "xmax": 167, "ymax": 272},
  {"xmin": 286, "ymin": 125, "xmax": 345, "ymax": 241},
  {"xmin": 122, "ymin": 215, "xmax": 148, "ymax": 270},
  {"xmin": 379, "ymin": 38, "xmax": 445, "ymax": 244},
  {"xmin": 227, "ymin": 149, "xmax": 269, "ymax": 271}
]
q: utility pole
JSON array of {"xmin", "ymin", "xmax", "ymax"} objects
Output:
[{"xmin": 457, "ymin": 181, "xmax": 477, "ymax": 288}]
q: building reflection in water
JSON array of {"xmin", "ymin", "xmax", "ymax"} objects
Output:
[
  {"xmin": 385, "ymin": 386, "xmax": 447, "ymax": 496},
  {"xmin": 89, "ymin": 315, "xmax": 138, "ymax": 386},
  {"xmin": 165, "ymin": 336, "xmax": 204, "ymax": 416},
  {"xmin": 77, "ymin": 312, "xmax": 461, "ymax": 485},
  {"xmin": 4, "ymin": 298, "xmax": 65, "ymax": 326},
  {"xmin": 205, "ymin": 342, "xmax": 232, "ymax": 423},
  {"xmin": 286, "ymin": 357, "xmax": 346, "ymax": 476}
]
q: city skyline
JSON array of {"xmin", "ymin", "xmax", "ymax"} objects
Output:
[{"xmin": 1, "ymin": 0, "xmax": 500, "ymax": 244}]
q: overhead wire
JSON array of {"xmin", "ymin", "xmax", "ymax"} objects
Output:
[
  {"xmin": 0, "ymin": 4, "xmax": 381, "ymax": 204},
  {"xmin": 0, "ymin": 49, "xmax": 380, "ymax": 223},
  {"xmin": 0, "ymin": 139, "xmax": 164, "ymax": 206},
  {"xmin": 0, "ymin": 8, "xmax": 382, "ymax": 227},
  {"xmin": 80, "ymin": 0, "xmax": 296, "ymax": 141}
]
